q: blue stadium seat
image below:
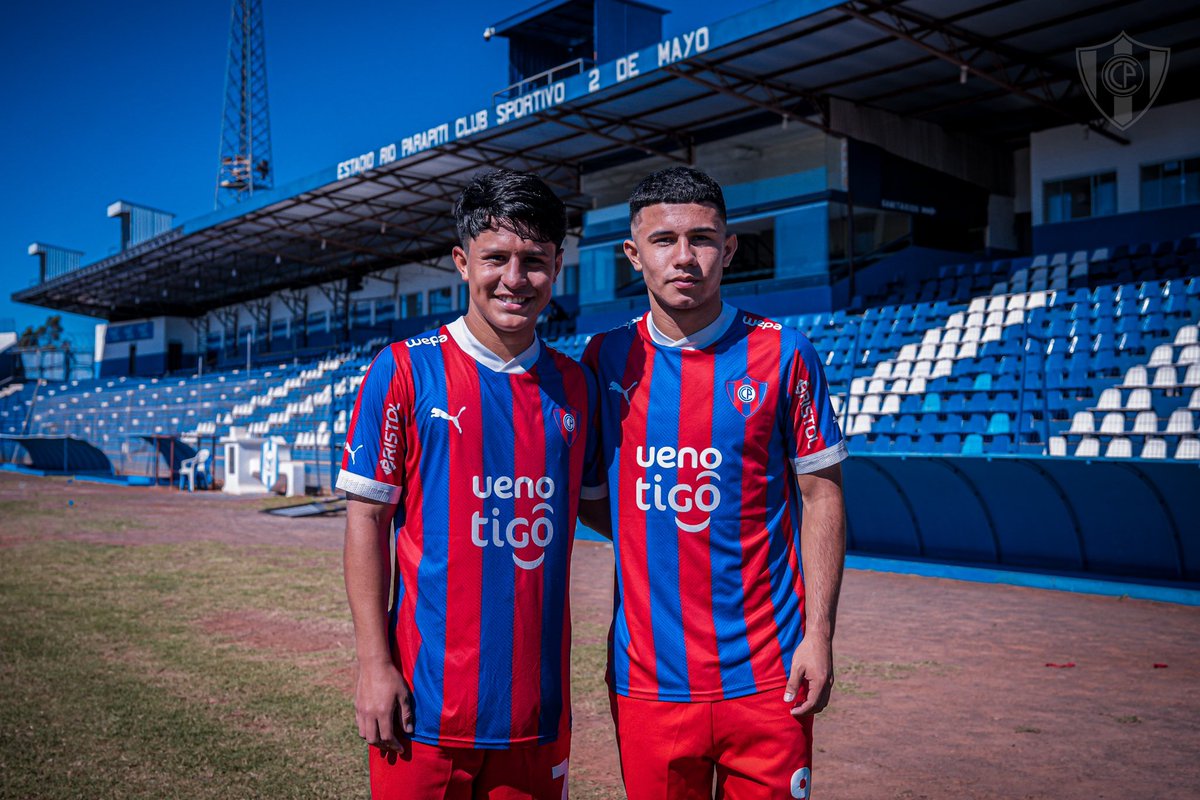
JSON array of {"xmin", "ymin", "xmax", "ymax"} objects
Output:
[
  {"xmin": 966, "ymin": 414, "xmax": 989, "ymax": 433},
  {"xmin": 914, "ymin": 434, "xmax": 937, "ymax": 453},
  {"xmin": 900, "ymin": 395, "xmax": 922, "ymax": 414},
  {"xmin": 940, "ymin": 434, "xmax": 962, "ymax": 453},
  {"xmin": 973, "ymin": 374, "xmax": 993, "ymax": 391},
  {"xmin": 986, "ymin": 413, "xmax": 1012, "ymax": 435},
  {"xmin": 896, "ymin": 415, "xmax": 919, "ymax": 436},
  {"xmin": 988, "ymin": 435, "xmax": 1014, "ymax": 454},
  {"xmin": 922, "ymin": 393, "xmax": 942, "ymax": 413},
  {"xmin": 961, "ymin": 434, "xmax": 985, "ymax": 455},
  {"xmin": 965, "ymin": 395, "xmax": 991, "ymax": 415}
]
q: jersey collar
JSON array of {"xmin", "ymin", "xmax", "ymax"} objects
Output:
[
  {"xmin": 447, "ymin": 316, "xmax": 541, "ymax": 374},
  {"xmin": 644, "ymin": 302, "xmax": 736, "ymax": 350}
]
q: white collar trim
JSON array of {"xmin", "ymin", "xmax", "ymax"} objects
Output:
[
  {"xmin": 646, "ymin": 302, "xmax": 736, "ymax": 350},
  {"xmin": 447, "ymin": 316, "xmax": 540, "ymax": 374}
]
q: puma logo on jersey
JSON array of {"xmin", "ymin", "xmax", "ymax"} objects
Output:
[
  {"xmin": 343, "ymin": 441, "xmax": 364, "ymax": 465},
  {"xmin": 608, "ymin": 380, "xmax": 638, "ymax": 405},
  {"xmin": 431, "ymin": 406, "xmax": 466, "ymax": 434}
]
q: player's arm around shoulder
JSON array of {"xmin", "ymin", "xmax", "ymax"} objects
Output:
[
  {"xmin": 785, "ymin": 463, "xmax": 846, "ymax": 717},
  {"xmin": 344, "ymin": 494, "xmax": 413, "ymax": 751},
  {"xmin": 577, "ymin": 338, "xmax": 612, "ymax": 538}
]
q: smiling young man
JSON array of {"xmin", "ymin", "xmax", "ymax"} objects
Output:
[
  {"xmin": 580, "ymin": 167, "xmax": 847, "ymax": 799},
  {"xmin": 338, "ymin": 169, "xmax": 595, "ymax": 799}
]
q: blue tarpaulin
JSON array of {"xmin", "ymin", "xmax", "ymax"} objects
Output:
[{"xmin": 0, "ymin": 434, "xmax": 113, "ymax": 474}]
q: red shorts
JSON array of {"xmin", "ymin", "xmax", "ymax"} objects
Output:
[
  {"xmin": 368, "ymin": 734, "xmax": 570, "ymax": 800},
  {"xmin": 610, "ymin": 689, "xmax": 813, "ymax": 800}
]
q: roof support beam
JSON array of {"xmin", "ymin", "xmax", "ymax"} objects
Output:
[{"xmin": 839, "ymin": 0, "xmax": 1130, "ymax": 145}]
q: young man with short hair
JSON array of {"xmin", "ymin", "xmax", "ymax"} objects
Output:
[
  {"xmin": 581, "ymin": 166, "xmax": 847, "ymax": 799},
  {"xmin": 339, "ymin": 168, "xmax": 594, "ymax": 799}
]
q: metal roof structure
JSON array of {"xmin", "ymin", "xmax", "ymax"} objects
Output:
[{"xmin": 16, "ymin": 0, "xmax": 1200, "ymax": 321}]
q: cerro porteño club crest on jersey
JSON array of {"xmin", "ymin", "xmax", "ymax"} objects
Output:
[
  {"xmin": 726, "ymin": 377, "xmax": 767, "ymax": 418},
  {"xmin": 555, "ymin": 407, "xmax": 579, "ymax": 446}
]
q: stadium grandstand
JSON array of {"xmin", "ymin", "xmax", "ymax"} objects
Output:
[{"xmin": 6, "ymin": 0, "xmax": 1199, "ymax": 590}]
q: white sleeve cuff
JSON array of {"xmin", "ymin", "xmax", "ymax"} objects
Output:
[
  {"xmin": 336, "ymin": 470, "xmax": 401, "ymax": 504},
  {"xmin": 580, "ymin": 483, "xmax": 609, "ymax": 500},
  {"xmin": 790, "ymin": 440, "xmax": 849, "ymax": 474}
]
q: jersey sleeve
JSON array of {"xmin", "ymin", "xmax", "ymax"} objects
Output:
[
  {"xmin": 784, "ymin": 334, "xmax": 848, "ymax": 474},
  {"xmin": 579, "ymin": 335, "xmax": 609, "ymax": 500},
  {"xmin": 335, "ymin": 344, "xmax": 410, "ymax": 504}
]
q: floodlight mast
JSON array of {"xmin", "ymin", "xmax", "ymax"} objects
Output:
[{"xmin": 215, "ymin": 0, "xmax": 274, "ymax": 209}]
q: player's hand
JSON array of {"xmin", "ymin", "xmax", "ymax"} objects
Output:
[
  {"xmin": 355, "ymin": 658, "xmax": 413, "ymax": 752},
  {"xmin": 784, "ymin": 635, "xmax": 834, "ymax": 717}
]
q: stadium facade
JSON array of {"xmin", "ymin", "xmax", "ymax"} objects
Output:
[{"xmin": 6, "ymin": 0, "xmax": 1200, "ymax": 589}]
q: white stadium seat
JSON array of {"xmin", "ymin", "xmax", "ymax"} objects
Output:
[
  {"xmin": 1099, "ymin": 412, "xmax": 1125, "ymax": 435},
  {"xmin": 1175, "ymin": 438, "xmax": 1200, "ymax": 461},
  {"xmin": 1174, "ymin": 325, "xmax": 1198, "ymax": 346},
  {"xmin": 1132, "ymin": 411, "xmax": 1159, "ymax": 435},
  {"xmin": 891, "ymin": 361, "xmax": 912, "ymax": 379},
  {"xmin": 1152, "ymin": 367, "xmax": 1178, "ymax": 388},
  {"xmin": 1104, "ymin": 438, "xmax": 1132, "ymax": 459},
  {"xmin": 1048, "ymin": 436, "xmax": 1067, "ymax": 456},
  {"xmin": 1126, "ymin": 389, "xmax": 1152, "ymax": 411},
  {"xmin": 1096, "ymin": 389, "xmax": 1122, "ymax": 410},
  {"xmin": 1006, "ymin": 294, "xmax": 1027, "ymax": 311},
  {"xmin": 1122, "ymin": 366, "xmax": 1148, "ymax": 387},
  {"xmin": 922, "ymin": 329, "xmax": 941, "ymax": 345},
  {"xmin": 861, "ymin": 395, "xmax": 882, "ymax": 415},
  {"xmin": 1166, "ymin": 409, "xmax": 1196, "ymax": 435},
  {"xmin": 1091, "ymin": 247, "xmax": 1109, "ymax": 262},
  {"xmin": 946, "ymin": 312, "xmax": 965, "ymax": 329},
  {"xmin": 1178, "ymin": 345, "xmax": 1199, "ymax": 366},
  {"xmin": 1185, "ymin": 365, "xmax": 1200, "ymax": 387},
  {"xmin": 1190, "ymin": 389, "xmax": 1200, "ymax": 410},
  {"xmin": 881, "ymin": 394, "xmax": 901, "ymax": 415},
  {"xmin": 1069, "ymin": 411, "xmax": 1096, "ymax": 435},
  {"xmin": 1140, "ymin": 438, "xmax": 1167, "ymax": 459},
  {"xmin": 942, "ymin": 328, "xmax": 962, "ymax": 345},
  {"xmin": 1149, "ymin": 345, "xmax": 1174, "ymax": 367},
  {"xmin": 1074, "ymin": 437, "xmax": 1100, "ymax": 458},
  {"xmin": 873, "ymin": 362, "xmax": 892, "ymax": 379}
]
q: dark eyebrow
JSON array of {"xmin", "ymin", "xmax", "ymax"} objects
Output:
[
  {"xmin": 476, "ymin": 244, "xmax": 550, "ymax": 257},
  {"xmin": 647, "ymin": 226, "xmax": 720, "ymax": 238}
]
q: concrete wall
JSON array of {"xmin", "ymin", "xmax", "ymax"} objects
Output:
[{"xmin": 1029, "ymin": 98, "xmax": 1200, "ymax": 225}]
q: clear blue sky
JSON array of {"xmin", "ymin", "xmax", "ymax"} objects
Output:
[{"xmin": 1, "ymin": 0, "xmax": 754, "ymax": 347}]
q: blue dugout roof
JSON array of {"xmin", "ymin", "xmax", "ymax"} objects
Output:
[{"xmin": 15, "ymin": 0, "xmax": 1200, "ymax": 321}]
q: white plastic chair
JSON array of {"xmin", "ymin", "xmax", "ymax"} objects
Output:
[{"xmin": 179, "ymin": 448, "xmax": 211, "ymax": 492}]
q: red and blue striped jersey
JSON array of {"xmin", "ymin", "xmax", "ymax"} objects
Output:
[
  {"xmin": 581, "ymin": 304, "xmax": 846, "ymax": 702},
  {"xmin": 336, "ymin": 317, "xmax": 596, "ymax": 748}
]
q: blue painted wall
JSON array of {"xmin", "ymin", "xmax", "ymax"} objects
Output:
[
  {"xmin": 1032, "ymin": 204, "xmax": 1200, "ymax": 254},
  {"xmin": 844, "ymin": 454, "xmax": 1200, "ymax": 585}
]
